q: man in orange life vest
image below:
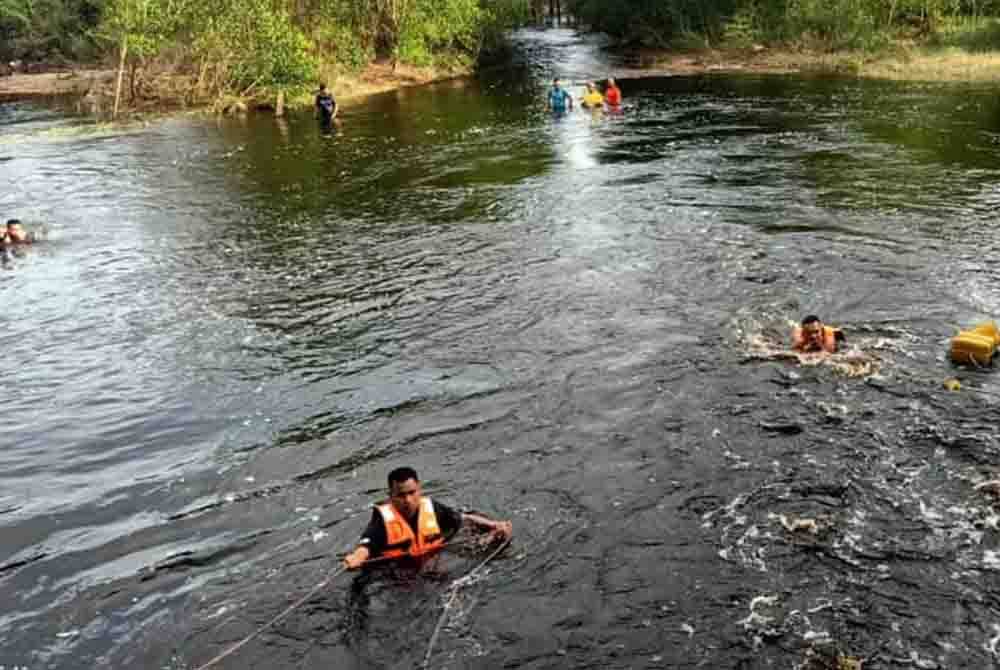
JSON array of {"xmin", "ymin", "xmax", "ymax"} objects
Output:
[
  {"xmin": 342, "ymin": 467, "xmax": 513, "ymax": 570},
  {"xmin": 792, "ymin": 314, "xmax": 845, "ymax": 354}
]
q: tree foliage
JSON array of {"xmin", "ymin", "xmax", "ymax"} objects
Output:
[
  {"xmin": 0, "ymin": 0, "xmax": 102, "ymax": 61},
  {"xmin": 567, "ymin": 0, "xmax": 1000, "ymax": 49},
  {"xmin": 0, "ymin": 0, "xmax": 528, "ymax": 92}
]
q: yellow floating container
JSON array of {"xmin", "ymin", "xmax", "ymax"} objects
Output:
[
  {"xmin": 951, "ymin": 331, "xmax": 996, "ymax": 366},
  {"xmin": 970, "ymin": 320, "xmax": 1000, "ymax": 346}
]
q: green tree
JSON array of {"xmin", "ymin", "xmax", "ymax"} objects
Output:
[
  {"xmin": 0, "ymin": 0, "xmax": 103, "ymax": 61},
  {"xmin": 191, "ymin": 0, "xmax": 316, "ymax": 92}
]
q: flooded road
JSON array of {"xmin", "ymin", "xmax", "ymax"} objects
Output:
[{"xmin": 3, "ymin": 28, "xmax": 1000, "ymax": 669}]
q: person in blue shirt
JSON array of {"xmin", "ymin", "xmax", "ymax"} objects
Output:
[{"xmin": 547, "ymin": 77, "xmax": 573, "ymax": 114}]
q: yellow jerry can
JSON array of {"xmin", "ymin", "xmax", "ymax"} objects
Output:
[
  {"xmin": 970, "ymin": 321, "xmax": 1000, "ymax": 346},
  {"xmin": 950, "ymin": 331, "xmax": 996, "ymax": 366}
]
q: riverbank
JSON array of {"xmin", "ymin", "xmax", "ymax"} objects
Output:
[
  {"xmin": 6, "ymin": 41, "xmax": 1000, "ymax": 117},
  {"xmin": 0, "ymin": 61, "xmax": 469, "ymax": 116},
  {"xmin": 0, "ymin": 69, "xmax": 114, "ymax": 102},
  {"xmin": 618, "ymin": 43, "xmax": 1000, "ymax": 82},
  {"xmin": 291, "ymin": 61, "xmax": 471, "ymax": 108}
]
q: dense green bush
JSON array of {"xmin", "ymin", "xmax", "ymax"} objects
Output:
[
  {"xmin": 567, "ymin": 0, "xmax": 998, "ymax": 50},
  {"xmin": 398, "ymin": 0, "xmax": 482, "ymax": 64},
  {"xmin": 0, "ymin": 0, "xmax": 103, "ymax": 61},
  {"xmin": 0, "ymin": 0, "xmax": 528, "ymax": 89},
  {"xmin": 190, "ymin": 0, "xmax": 317, "ymax": 89}
]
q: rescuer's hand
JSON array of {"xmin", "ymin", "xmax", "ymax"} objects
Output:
[{"xmin": 343, "ymin": 547, "xmax": 370, "ymax": 570}]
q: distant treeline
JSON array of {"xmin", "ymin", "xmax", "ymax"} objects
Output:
[
  {"xmin": 0, "ymin": 0, "xmax": 530, "ymax": 91},
  {"xmin": 6, "ymin": 1, "xmax": 1000, "ymax": 100},
  {"xmin": 567, "ymin": 0, "xmax": 1000, "ymax": 49}
]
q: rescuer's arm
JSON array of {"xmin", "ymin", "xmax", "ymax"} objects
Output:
[{"xmin": 461, "ymin": 512, "xmax": 513, "ymax": 541}]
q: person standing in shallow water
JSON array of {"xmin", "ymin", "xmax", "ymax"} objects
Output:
[
  {"xmin": 581, "ymin": 82, "xmax": 604, "ymax": 108},
  {"xmin": 547, "ymin": 77, "xmax": 573, "ymax": 114},
  {"xmin": 342, "ymin": 466, "xmax": 513, "ymax": 570},
  {"xmin": 315, "ymin": 83, "xmax": 338, "ymax": 126},
  {"xmin": 604, "ymin": 77, "xmax": 622, "ymax": 107}
]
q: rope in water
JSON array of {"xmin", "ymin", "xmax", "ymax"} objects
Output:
[
  {"xmin": 192, "ymin": 565, "xmax": 348, "ymax": 670},
  {"xmin": 894, "ymin": 367, "xmax": 1000, "ymax": 399},
  {"xmin": 421, "ymin": 538, "xmax": 511, "ymax": 670},
  {"xmin": 192, "ymin": 538, "xmax": 497, "ymax": 670}
]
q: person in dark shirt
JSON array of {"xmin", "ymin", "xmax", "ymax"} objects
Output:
[
  {"xmin": 343, "ymin": 467, "xmax": 512, "ymax": 570},
  {"xmin": 315, "ymin": 83, "xmax": 338, "ymax": 125}
]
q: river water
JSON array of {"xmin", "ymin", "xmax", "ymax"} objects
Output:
[{"xmin": 3, "ymin": 28, "xmax": 1000, "ymax": 669}]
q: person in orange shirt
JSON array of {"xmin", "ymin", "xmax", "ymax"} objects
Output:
[
  {"xmin": 792, "ymin": 315, "xmax": 845, "ymax": 354},
  {"xmin": 343, "ymin": 467, "xmax": 512, "ymax": 569},
  {"xmin": 604, "ymin": 77, "xmax": 622, "ymax": 107}
]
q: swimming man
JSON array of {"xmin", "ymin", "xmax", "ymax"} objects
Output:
[{"xmin": 792, "ymin": 315, "xmax": 845, "ymax": 354}]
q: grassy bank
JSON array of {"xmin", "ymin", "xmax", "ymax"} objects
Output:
[
  {"xmin": 637, "ymin": 46, "xmax": 1000, "ymax": 82},
  {"xmin": 621, "ymin": 18, "xmax": 1000, "ymax": 83},
  {"xmin": 860, "ymin": 17, "xmax": 1000, "ymax": 81}
]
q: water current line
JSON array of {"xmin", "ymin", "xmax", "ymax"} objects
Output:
[
  {"xmin": 421, "ymin": 538, "xmax": 512, "ymax": 669},
  {"xmin": 191, "ymin": 565, "xmax": 348, "ymax": 670}
]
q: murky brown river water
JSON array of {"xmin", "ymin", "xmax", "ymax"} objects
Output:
[{"xmin": 3, "ymin": 28, "xmax": 1000, "ymax": 670}]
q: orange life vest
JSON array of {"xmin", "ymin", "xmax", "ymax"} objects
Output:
[
  {"xmin": 376, "ymin": 497, "xmax": 445, "ymax": 559},
  {"xmin": 793, "ymin": 325, "xmax": 841, "ymax": 353}
]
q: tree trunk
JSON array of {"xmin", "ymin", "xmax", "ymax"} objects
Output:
[
  {"xmin": 113, "ymin": 33, "xmax": 128, "ymax": 120},
  {"xmin": 128, "ymin": 61, "xmax": 138, "ymax": 103}
]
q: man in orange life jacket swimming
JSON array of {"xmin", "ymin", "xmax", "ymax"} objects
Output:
[
  {"xmin": 792, "ymin": 314, "xmax": 845, "ymax": 354},
  {"xmin": 342, "ymin": 467, "xmax": 513, "ymax": 569}
]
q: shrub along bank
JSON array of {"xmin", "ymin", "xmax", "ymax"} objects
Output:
[{"xmin": 0, "ymin": 0, "xmax": 531, "ymax": 114}]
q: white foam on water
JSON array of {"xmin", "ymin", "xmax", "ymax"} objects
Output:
[
  {"xmin": 739, "ymin": 594, "xmax": 779, "ymax": 630},
  {"xmin": 802, "ymin": 630, "xmax": 830, "ymax": 642},
  {"xmin": 985, "ymin": 624, "xmax": 1000, "ymax": 658},
  {"xmin": 907, "ymin": 650, "xmax": 939, "ymax": 669},
  {"xmin": 919, "ymin": 499, "xmax": 943, "ymax": 522}
]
